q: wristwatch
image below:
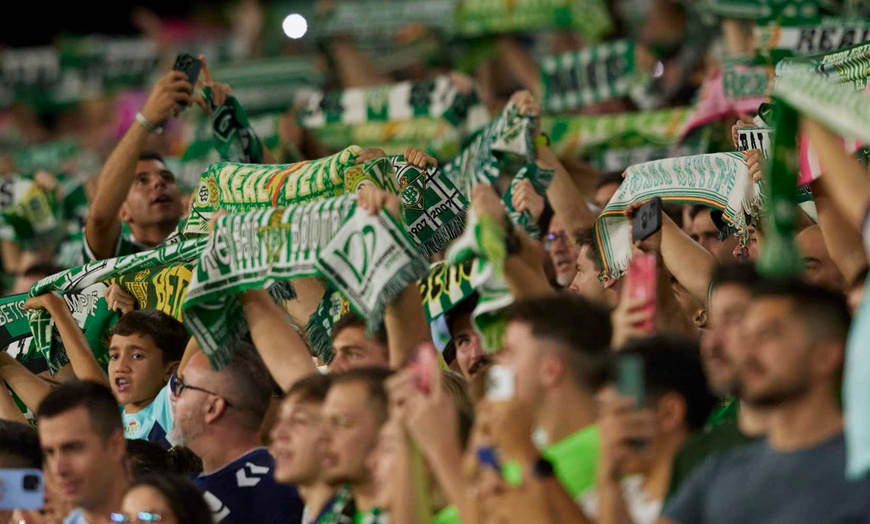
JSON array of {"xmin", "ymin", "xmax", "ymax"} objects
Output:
[
  {"xmin": 135, "ymin": 112, "xmax": 163, "ymax": 135},
  {"xmin": 531, "ymin": 455, "xmax": 555, "ymax": 479}
]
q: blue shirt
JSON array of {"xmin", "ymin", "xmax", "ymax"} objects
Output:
[
  {"xmin": 846, "ymin": 277, "xmax": 870, "ymax": 479},
  {"xmin": 195, "ymin": 447, "xmax": 304, "ymax": 524},
  {"xmin": 122, "ymin": 384, "xmax": 174, "ymax": 449},
  {"xmin": 62, "ymin": 509, "xmax": 87, "ymax": 524}
]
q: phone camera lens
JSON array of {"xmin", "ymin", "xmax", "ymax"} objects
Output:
[{"xmin": 22, "ymin": 474, "xmax": 40, "ymax": 491}]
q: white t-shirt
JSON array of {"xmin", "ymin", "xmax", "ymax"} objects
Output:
[{"xmin": 580, "ymin": 475, "xmax": 663, "ymax": 524}]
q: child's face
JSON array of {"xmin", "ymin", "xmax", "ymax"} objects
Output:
[{"xmin": 108, "ymin": 333, "xmax": 173, "ymax": 410}]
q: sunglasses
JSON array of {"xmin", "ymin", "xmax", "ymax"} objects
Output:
[
  {"xmin": 169, "ymin": 373, "xmax": 234, "ymax": 408},
  {"xmin": 110, "ymin": 512, "xmax": 162, "ymax": 522}
]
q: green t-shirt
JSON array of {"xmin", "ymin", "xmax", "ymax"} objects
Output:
[
  {"xmin": 433, "ymin": 506, "xmax": 461, "ymax": 524},
  {"xmin": 666, "ymin": 412, "xmax": 757, "ymax": 500},
  {"xmin": 707, "ymin": 398, "xmax": 740, "ymax": 427},
  {"xmin": 503, "ymin": 425, "xmax": 601, "ymax": 499}
]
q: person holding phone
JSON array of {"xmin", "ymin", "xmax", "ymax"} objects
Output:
[{"xmin": 590, "ymin": 337, "xmax": 717, "ymax": 524}]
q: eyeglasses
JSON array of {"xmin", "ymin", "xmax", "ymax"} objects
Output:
[
  {"xmin": 169, "ymin": 373, "xmax": 234, "ymax": 408},
  {"xmin": 543, "ymin": 231, "xmax": 570, "ymax": 251},
  {"xmin": 110, "ymin": 512, "xmax": 163, "ymax": 522}
]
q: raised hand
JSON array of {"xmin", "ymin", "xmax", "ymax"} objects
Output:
[
  {"xmin": 104, "ymin": 284, "xmax": 137, "ymax": 316},
  {"xmin": 140, "ymin": 70, "xmax": 194, "ymax": 125},
  {"xmin": 191, "ymin": 55, "xmax": 232, "ymax": 115}
]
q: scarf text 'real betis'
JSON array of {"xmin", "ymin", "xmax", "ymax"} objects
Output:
[{"xmin": 594, "ymin": 152, "xmax": 760, "ymax": 280}]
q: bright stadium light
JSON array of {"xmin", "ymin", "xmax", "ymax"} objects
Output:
[{"xmin": 283, "ymin": 14, "xmax": 308, "ymax": 39}]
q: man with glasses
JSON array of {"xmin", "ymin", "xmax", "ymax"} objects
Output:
[
  {"xmin": 545, "ymin": 215, "xmax": 579, "ymax": 289},
  {"xmin": 168, "ymin": 342, "xmax": 304, "ymax": 524}
]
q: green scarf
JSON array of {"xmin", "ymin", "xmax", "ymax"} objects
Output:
[
  {"xmin": 297, "ymin": 76, "xmax": 489, "ymax": 137},
  {"xmin": 723, "ymin": 59, "xmax": 772, "ymax": 102},
  {"xmin": 203, "ymin": 86, "xmax": 263, "ymax": 164},
  {"xmin": 699, "ymin": 0, "xmax": 835, "ymax": 20},
  {"xmin": 419, "ymin": 259, "xmax": 489, "ymax": 322},
  {"xmin": 775, "ymin": 40, "xmax": 870, "ymax": 92},
  {"xmin": 0, "ymin": 293, "xmax": 31, "ymax": 350},
  {"xmin": 586, "ymin": 127, "xmax": 713, "ymax": 172},
  {"xmin": 184, "ymin": 146, "xmax": 391, "ymax": 235},
  {"xmin": 442, "ymin": 99, "xmax": 537, "ymax": 196},
  {"xmin": 390, "ymin": 156, "xmax": 468, "ymax": 257},
  {"xmin": 595, "ymin": 153, "xmax": 761, "ymax": 279},
  {"xmin": 313, "ymin": 0, "xmax": 455, "ymax": 38},
  {"xmin": 306, "ymin": 285, "xmax": 351, "ymax": 364},
  {"xmin": 183, "ymin": 195, "xmax": 428, "ymax": 368},
  {"xmin": 543, "ymin": 107, "xmax": 694, "ymax": 159},
  {"xmin": 456, "ymin": 0, "xmax": 614, "ymax": 43},
  {"xmin": 502, "ymin": 164, "xmax": 554, "ymax": 238},
  {"xmin": 540, "ymin": 40, "xmax": 641, "ymax": 113},
  {"xmin": 27, "ymin": 237, "xmax": 207, "ymax": 372},
  {"xmin": 211, "ymin": 56, "xmax": 324, "ymax": 115},
  {"xmin": 758, "ymin": 102, "xmax": 804, "ymax": 276},
  {"xmin": 0, "ymin": 175, "xmax": 62, "ymax": 249},
  {"xmin": 309, "ymin": 118, "xmax": 463, "ymax": 161}
]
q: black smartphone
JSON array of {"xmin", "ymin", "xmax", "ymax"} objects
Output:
[
  {"xmin": 172, "ymin": 53, "xmax": 202, "ymax": 108},
  {"xmin": 632, "ymin": 197, "xmax": 662, "ymax": 243}
]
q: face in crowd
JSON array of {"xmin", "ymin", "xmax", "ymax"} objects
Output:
[
  {"xmin": 546, "ymin": 215, "xmax": 578, "ymax": 288},
  {"xmin": 319, "ymin": 380, "xmax": 384, "ymax": 487},
  {"xmin": 270, "ymin": 393, "xmax": 326, "ymax": 486},
  {"xmin": 120, "ymin": 158, "xmax": 184, "ymax": 229},
  {"xmin": 329, "ymin": 325, "xmax": 389, "ymax": 373}
]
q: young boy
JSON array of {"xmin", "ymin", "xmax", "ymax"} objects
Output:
[{"xmin": 20, "ymin": 288, "xmax": 188, "ymax": 448}]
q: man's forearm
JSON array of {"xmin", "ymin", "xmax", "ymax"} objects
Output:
[
  {"xmin": 811, "ymin": 186, "xmax": 868, "ymax": 285},
  {"xmin": 497, "ymin": 37, "xmax": 544, "ymax": 96},
  {"xmin": 86, "ymin": 121, "xmax": 151, "ymax": 259},
  {"xmin": 241, "ymin": 289, "xmax": 317, "ymax": 391},
  {"xmin": 0, "ymin": 353, "xmax": 52, "ymax": 412},
  {"xmin": 384, "ymin": 284, "xmax": 432, "ymax": 369},
  {"xmin": 661, "ymin": 216, "xmax": 716, "ymax": 305},
  {"xmin": 0, "ymin": 379, "xmax": 29, "ymax": 425},
  {"xmin": 49, "ymin": 303, "xmax": 109, "ymax": 387},
  {"xmin": 538, "ymin": 146, "xmax": 598, "ymax": 233}
]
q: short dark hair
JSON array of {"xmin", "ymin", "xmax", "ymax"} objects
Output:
[
  {"xmin": 110, "ymin": 310, "xmax": 188, "ymax": 363},
  {"xmin": 445, "ymin": 293, "xmax": 479, "ymax": 337},
  {"xmin": 616, "ymin": 335, "xmax": 718, "ymax": 431},
  {"xmin": 286, "ymin": 373, "xmax": 333, "ymax": 404},
  {"xmin": 330, "ymin": 367, "xmax": 394, "ymax": 425},
  {"xmin": 710, "ymin": 262, "xmax": 763, "ymax": 292},
  {"xmin": 506, "ymin": 295, "xmax": 612, "ymax": 392},
  {"xmin": 220, "ymin": 341, "xmax": 275, "ymax": 432},
  {"xmin": 167, "ymin": 446, "xmax": 203, "ymax": 476},
  {"xmin": 595, "ymin": 171, "xmax": 624, "ymax": 191},
  {"xmin": 0, "ymin": 420, "xmax": 42, "ymax": 468},
  {"xmin": 332, "ymin": 313, "xmax": 388, "ymax": 348},
  {"xmin": 37, "ymin": 381, "xmax": 123, "ymax": 438},
  {"xmin": 752, "ymin": 279, "xmax": 852, "ymax": 344},
  {"xmin": 127, "ymin": 439, "xmax": 171, "ymax": 480},
  {"xmin": 130, "ymin": 473, "xmax": 212, "ymax": 524},
  {"xmin": 22, "ymin": 263, "xmax": 64, "ymax": 279},
  {"xmin": 575, "ymin": 227, "xmax": 601, "ymax": 270},
  {"xmin": 138, "ymin": 152, "xmax": 166, "ymax": 164}
]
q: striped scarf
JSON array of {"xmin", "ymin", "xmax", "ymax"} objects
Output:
[
  {"xmin": 540, "ymin": 40, "xmax": 643, "ymax": 113},
  {"xmin": 775, "ymin": 41, "xmax": 870, "ymax": 92},
  {"xmin": 698, "ymin": 0, "xmax": 836, "ymax": 20},
  {"xmin": 755, "ymin": 17, "xmax": 870, "ymax": 64},
  {"xmin": 456, "ymin": 0, "xmax": 614, "ymax": 43},
  {"xmin": 595, "ymin": 153, "xmax": 761, "ymax": 279},
  {"xmin": 182, "ymin": 195, "xmax": 428, "ymax": 368},
  {"xmin": 26, "ymin": 237, "xmax": 207, "ymax": 372},
  {"xmin": 297, "ymin": 76, "xmax": 489, "ymax": 138},
  {"xmin": 502, "ymin": 164, "xmax": 554, "ymax": 238}
]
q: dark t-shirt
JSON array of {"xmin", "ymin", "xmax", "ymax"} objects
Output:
[
  {"xmin": 664, "ymin": 433, "xmax": 867, "ymax": 524},
  {"xmin": 195, "ymin": 447, "xmax": 304, "ymax": 524},
  {"xmin": 667, "ymin": 416, "xmax": 756, "ymax": 499}
]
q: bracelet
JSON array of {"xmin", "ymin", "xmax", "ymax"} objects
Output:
[
  {"xmin": 534, "ymin": 133, "xmax": 550, "ymax": 148},
  {"xmin": 135, "ymin": 112, "xmax": 162, "ymax": 135}
]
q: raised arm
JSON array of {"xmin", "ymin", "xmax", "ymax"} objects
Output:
[
  {"xmin": 802, "ymin": 117, "xmax": 870, "ymax": 229},
  {"xmin": 0, "ymin": 353, "xmax": 53, "ymax": 413},
  {"xmin": 810, "ymin": 181, "xmax": 868, "ymax": 285},
  {"xmin": 660, "ymin": 214, "xmax": 717, "ymax": 305},
  {"xmin": 22, "ymin": 293, "xmax": 109, "ymax": 387},
  {"xmin": 496, "ymin": 36, "xmax": 544, "ymax": 96},
  {"xmin": 86, "ymin": 70, "xmax": 192, "ymax": 260},
  {"xmin": 240, "ymin": 289, "xmax": 318, "ymax": 392}
]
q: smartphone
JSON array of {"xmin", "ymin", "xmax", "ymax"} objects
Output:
[
  {"xmin": 0, "ymin": 469, "xmax": 44, "ymax": 510},
  {"xmin": 485, "ymin": 365, "xmax": 515, "ymax": 401},
  {"xmin": 631, "ymin": 197, "xmax": 662, "ymax": 243},
  {"xmin": 407, "ymin": 342, "xmax": 437, "ymax": 394},
  {"xmin": 172, "ymin": 53, "xmax": 202, "ymax": 108},
  {"xmin": 617, "ymin": 354, "xmax": 648, "ymax": 449},
  {"xmin": 627, "ymin": 252, "xmax": 657, "ymax": 332}
]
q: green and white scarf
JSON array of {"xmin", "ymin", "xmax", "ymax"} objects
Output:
[
  {"xmin": 586, "ymin": 127, "xmax": 713, "ymax": 171},
  {"xmin": 211, "ymin": 56, "xmax": 324, "ymax": 115},
  {"xmin": 306, "ymin": 285, "xmax": 352, "ymax": 364},
  {"xmin": 502, "ymin": 164, "xmax": 554, "ymax": 238},
  {"xmin": 309, "ymin": 118, "xmax": 463, "ymax": 161},
  {"xmin": 297, "ymin": 76, "xmax": 489, "ymax": 137},
  {"xmin": 184, "ymin": 146, "xmax": 391, "ymax": 235},
  {"xmin": 737, "ymin": 127, "xmax": 775, "ymax": 158},
  {"xmin": 445, "ymin": 213, "xmax": 513, "ymax": 352},
  {"xmin": 698, "ymin": 0, "xmax": 835, "ymax": 20},
  {"xmin": 755, "ymin": 17, "xmax": 870, "ymax": 64},
  {"xmin": 12, "ymin": 140, "xmax": 81, "ymax": 174},
  {"xmin": 313, "ymin": 0, "xmax": 455, "ymax": 38},
  {"xmin": 390, "ymin": 156, "xmax": 468, "ymax": 257},
  {"xmin": 27, "ymin": 237, "xmax": 206, "ymax": 372},
  {"xmin": 543, "ymin": 107, "xmax": 694, "ymax": 159},
  {"xmin": 595, "ymin": 153, "xmax": 761, "ymax": 279},
  {"xmin": 183, "ymin": 195, "xmax": 428, "ymax": 367},
  {"xmin": 442, "ymin": 99, "xmax": 537, "ymax": 196},
  {"xmin": 773, "ymin": 69, "xmax": 870, "ymax": 144},
  {"xmin": 420, "ymin": 259, "xmax": 489, "ymax": 322},
  {"xmin": 0, "ymin": 175, "xmax": 62, "ymax": 248},
  {"xmin": 0, "ymin": 293, "xmax": 32, "ymax": 350},
  {"xmin": 723, "ymin": 59, "xmax": 771, "ymax": 102},
  {"xmin": 203, "ymin": 86, "xmax": 263, "ymax": 164},
  {"xmin": 456, "ymin": 0, "xmax": 614, "ymax": 44},
  {"xmin": 775, "ymin": 41, "xmax": 870, "ymax": 92},
  {"xmin": 540, "ymin": 40, "xmax": 642, "ymax": 113}
]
